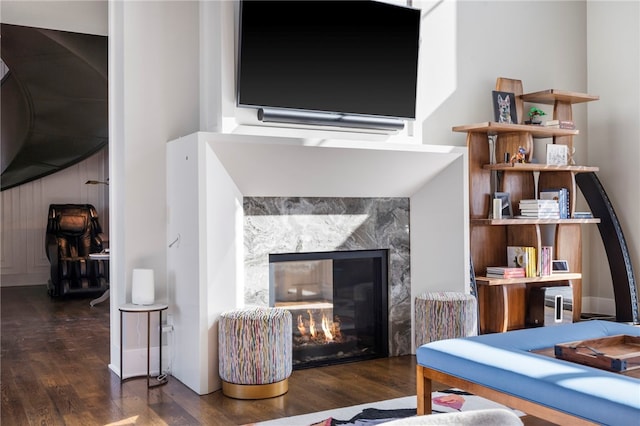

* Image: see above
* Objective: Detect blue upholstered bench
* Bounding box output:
[416,320,640,425]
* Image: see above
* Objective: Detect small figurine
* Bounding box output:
[510,146,527,165]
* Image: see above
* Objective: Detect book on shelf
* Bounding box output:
[507,246,537,278]
[486,266,526,278]
[544,120,576,129]
[540,188,570,219]
[539,246,553,276]
[519,199,558,206]
[573,211,594,219]
[519,199,560,218]
[518,212,561,219]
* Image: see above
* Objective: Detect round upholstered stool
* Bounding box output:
[218,306,292,399]
[415,292,477,348]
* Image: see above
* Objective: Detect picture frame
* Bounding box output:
[546,143,568,166]
[492,91,518,124]
[494,192,513,218]
[552,260,570,273]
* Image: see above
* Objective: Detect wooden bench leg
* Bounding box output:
[416,365,432,415]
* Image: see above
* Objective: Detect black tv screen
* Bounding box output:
[237,1,421,120]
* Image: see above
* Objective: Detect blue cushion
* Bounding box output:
[416,321,640,425]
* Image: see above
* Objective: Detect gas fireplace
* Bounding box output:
[269,249,389,369]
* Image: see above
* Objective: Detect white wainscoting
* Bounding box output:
[1,149,109,287]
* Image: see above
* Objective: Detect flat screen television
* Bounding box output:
[237,0,421,130]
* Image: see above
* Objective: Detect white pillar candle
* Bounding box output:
[493,198,502,219]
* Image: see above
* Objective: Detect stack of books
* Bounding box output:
[486,266,526,279]
[544,120,576,129]
[540,188,570,219]
[519,199,560,219]
[507,246,537,277]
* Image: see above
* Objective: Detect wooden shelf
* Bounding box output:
[483,163,599,173]
[520,90,599,105]
[476,273,582,286]
[471,218,601,225]
[463,79,599,333]
[452,122,578,138]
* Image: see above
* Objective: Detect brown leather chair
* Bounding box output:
[45,204,108,296]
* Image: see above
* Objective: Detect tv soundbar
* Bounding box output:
[257,108,405,132]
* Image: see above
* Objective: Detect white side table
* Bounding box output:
[119,303,169,388]
[89,252,110,307]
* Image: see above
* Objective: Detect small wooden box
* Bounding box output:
[554,334,640,372]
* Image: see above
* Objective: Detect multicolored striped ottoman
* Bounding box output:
[415,292,477,348]
[218,306,292,399]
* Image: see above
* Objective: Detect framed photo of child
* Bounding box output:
[492,91,518,124]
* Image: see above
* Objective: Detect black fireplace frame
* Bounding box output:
[269,249,389,369]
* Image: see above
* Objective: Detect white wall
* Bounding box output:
[585,1,640,314]
[1,0,107,35]
[167,133,245,394]
[108,0,200,374]
[421,0,589,150]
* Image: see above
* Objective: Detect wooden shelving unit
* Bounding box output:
[452,122,578,138]
[475,273,582,286]
[472,218,600,226]
[458,78,600,333]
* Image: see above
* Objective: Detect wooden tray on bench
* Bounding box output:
[554,334,640,372]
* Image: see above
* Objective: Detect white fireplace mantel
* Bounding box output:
[166,130,469,395]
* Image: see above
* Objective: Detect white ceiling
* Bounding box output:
[0,1,108,36]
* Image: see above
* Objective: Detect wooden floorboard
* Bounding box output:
[1,285,554,425]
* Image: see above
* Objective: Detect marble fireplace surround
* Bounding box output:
[166,131,468,395]
[244,197,410,355]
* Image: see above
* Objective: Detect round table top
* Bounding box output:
[119,303,168,312]
[89,253,110,260]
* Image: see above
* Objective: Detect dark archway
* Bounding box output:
[1,24,108,191]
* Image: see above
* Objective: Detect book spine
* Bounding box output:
[561,188,569,219]
[540,246,552,276]
[527,247,537,277]
[544,120,575,129]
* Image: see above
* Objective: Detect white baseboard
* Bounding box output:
[0,273,48,287]
[581,296,616,316]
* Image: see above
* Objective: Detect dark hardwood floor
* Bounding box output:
[1,285,553,425]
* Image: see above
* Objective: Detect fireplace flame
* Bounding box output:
[321,313,334,341]
[295,310,341,344]
[308,310,316,337]
[297,314,306,335]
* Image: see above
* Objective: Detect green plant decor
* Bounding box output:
[528,107,546,124]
